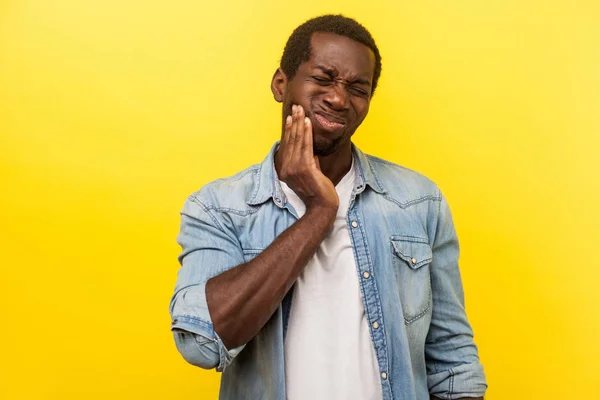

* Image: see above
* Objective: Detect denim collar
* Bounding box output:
[247,141,386,206]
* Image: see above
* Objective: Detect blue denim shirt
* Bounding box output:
[169,142,487,400]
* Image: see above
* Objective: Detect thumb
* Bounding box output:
[313,155,322,171]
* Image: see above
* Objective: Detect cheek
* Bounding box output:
[290,90,318,109]
[306,87,325,102]
[292,80,317,96]
[351,100,370,123]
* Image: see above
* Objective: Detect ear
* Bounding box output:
[270,68,288,103]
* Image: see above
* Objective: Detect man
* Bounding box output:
[169,14,487,400]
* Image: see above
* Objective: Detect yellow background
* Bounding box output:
[1,0,599,399]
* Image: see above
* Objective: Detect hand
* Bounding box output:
[276,104,339,212]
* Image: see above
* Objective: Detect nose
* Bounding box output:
[323,82,349,111]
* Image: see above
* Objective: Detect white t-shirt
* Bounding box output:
[281,161,383,400]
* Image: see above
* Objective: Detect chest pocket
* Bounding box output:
[390,235,432,324]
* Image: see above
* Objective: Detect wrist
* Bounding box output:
[304,204,337,229]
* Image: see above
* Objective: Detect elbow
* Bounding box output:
[173,329,220,370]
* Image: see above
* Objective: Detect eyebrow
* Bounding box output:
[313,65,371,87]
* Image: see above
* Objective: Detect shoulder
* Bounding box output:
[365,154,442,207]
[185,164,261,213]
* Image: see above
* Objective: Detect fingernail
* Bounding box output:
[286,115,292,125]
[292,105,297,112]
[305,117,310,124]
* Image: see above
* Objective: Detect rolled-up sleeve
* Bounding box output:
[169,195,246,372]
[426,190,487,399]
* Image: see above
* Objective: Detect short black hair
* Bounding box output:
[280,14,382,96]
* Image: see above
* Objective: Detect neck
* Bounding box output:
[274,142,353,187]
[317,143,353,186]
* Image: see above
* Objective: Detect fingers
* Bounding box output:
[301,115,313,165]
[280,113,293,164]
[290,105,305,164]
[281,114,292,148]
[281,104,311,173]
[280,105,298,166]
[287,105,297,149]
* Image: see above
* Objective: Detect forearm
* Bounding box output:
[206,205,335,349]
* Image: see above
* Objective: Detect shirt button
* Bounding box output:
[381,372,387,380]
[351,221,358,228]
[411,257,417,264]
[372,321,379,329]
[362,271,370,279]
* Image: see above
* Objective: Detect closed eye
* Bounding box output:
[350,87,369,97]
[312,75,370,97]
[312,76,332,84]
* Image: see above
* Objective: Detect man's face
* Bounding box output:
[280,32,376,156]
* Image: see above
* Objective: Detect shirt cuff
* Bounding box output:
[170,282,246,371]
[428,361,487,399]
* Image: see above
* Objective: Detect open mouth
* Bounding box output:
[314,112,345,132]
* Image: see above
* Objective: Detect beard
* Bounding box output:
[312,132,346,157]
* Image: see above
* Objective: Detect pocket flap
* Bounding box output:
[390,236,433,269]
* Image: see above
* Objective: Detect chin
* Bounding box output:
[313,144,336,157]
[313,135,343,157]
